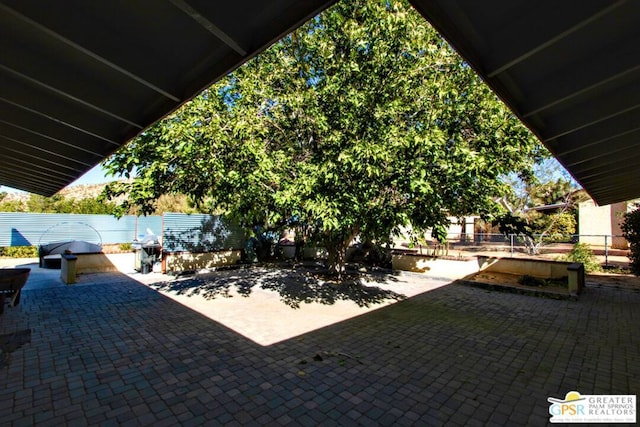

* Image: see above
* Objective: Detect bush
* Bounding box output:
[0,246,39,258]
[119,242,132,251]
[562,242,601,273]
[533,212,576,243]
[621,207,640,275]
[518,275,546,287]
[518,274,568,288]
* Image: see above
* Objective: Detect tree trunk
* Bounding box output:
[326,244,347,278]
[324,229,358,280]
[294,227,305,262]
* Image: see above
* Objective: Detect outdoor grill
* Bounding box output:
[132,233,162,274]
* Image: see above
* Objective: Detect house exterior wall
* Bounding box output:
[578,200,628,249]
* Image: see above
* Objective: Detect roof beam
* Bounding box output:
[591,185,640,202]
[169,0,247,56]
[0,120,105,158]
[1,145,88,173]
[0,172,58,194]
[550,113,640,156]
[569,148,640,176]
[0,156,79,181]
[558,129,640,164]
[522,64,640,118]
[0,2,181,103]
[487,0,627,78]
[0,134,94,167]
[578,163,640,185]
[542,104,640,142]
[0,65,144,130]
[0,97,120,146]
[0,167,60,188]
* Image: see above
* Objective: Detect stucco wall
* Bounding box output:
[578,200,628,249]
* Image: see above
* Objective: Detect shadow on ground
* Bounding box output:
[0,329,31,369]
[149,265,405,308]
[3,265,639,425]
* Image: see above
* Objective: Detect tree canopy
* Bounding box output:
[500,159,582,212]
[495,159,588,253]
[103,0,543,275]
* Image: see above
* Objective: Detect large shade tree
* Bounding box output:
[103,0,543,275]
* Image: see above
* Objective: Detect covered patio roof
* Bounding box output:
[0,0,336,196]
[410,0,640,205]
[1,0,638,206]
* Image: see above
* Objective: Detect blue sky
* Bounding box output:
[71,164,119,186]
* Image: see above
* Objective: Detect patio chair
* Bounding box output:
[0,268,31,315]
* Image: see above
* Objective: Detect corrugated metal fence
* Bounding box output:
[0,213,162,246]
[162,213,245,252]
[0,212,244,252]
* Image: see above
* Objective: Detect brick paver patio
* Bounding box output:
[1,266,638,426]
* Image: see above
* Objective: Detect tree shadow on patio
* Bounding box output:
[0,329,31,369]
[148,266,406,309]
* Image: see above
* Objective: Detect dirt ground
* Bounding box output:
[456,246,640,290]
[468,270,640,292]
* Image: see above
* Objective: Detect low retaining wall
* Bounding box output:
[392,254,585,295]
[391,254,479,279]
[477,256,584,295]
[478,256,571,279]
[68,250,245,275]
[75,253,133,274]
[163,250,241,273]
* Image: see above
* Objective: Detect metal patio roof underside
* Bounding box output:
[409,0,640,205]
[0,0,336,196]
[2,1,638,206]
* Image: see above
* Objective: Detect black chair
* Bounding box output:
[0,268,31,315]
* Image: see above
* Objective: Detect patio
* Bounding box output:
[1,262,639,425]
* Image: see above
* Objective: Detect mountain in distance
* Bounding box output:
[1,182,118,203]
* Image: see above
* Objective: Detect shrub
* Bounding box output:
[563,242,601,273]
[518,275,546,287]
[119,242,132,251]
[621,207,640,275]
[0,246,39,258]
[533,212,576,243]
[518,275,568,288]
